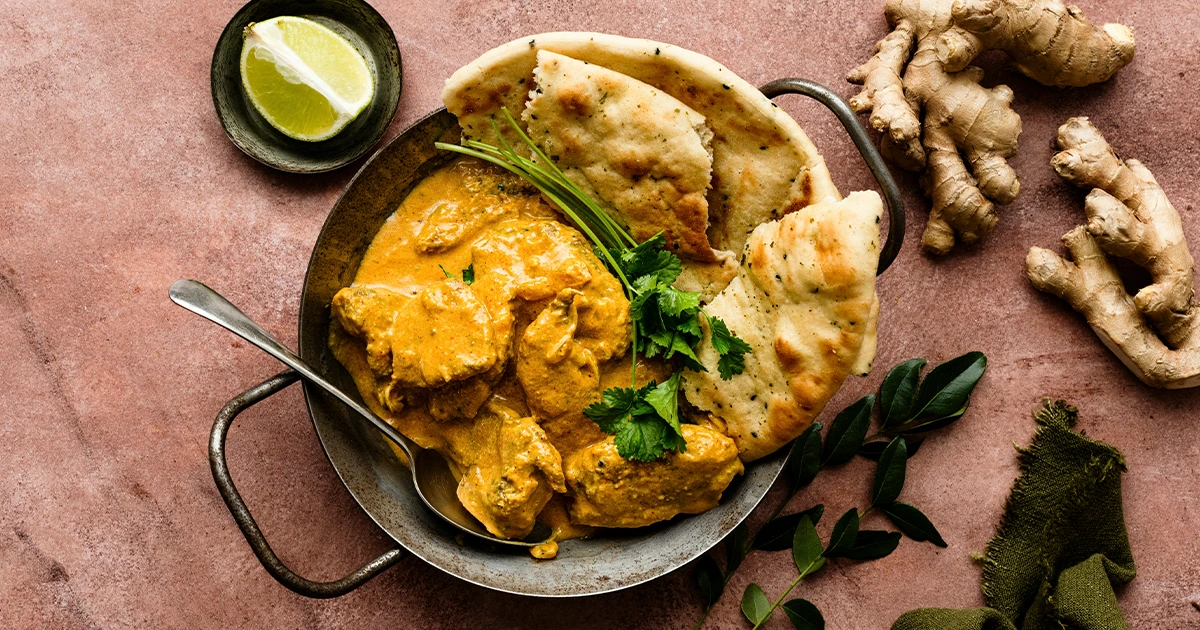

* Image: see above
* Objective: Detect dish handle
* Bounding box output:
[209,369,406,598]
[759,78,904,274]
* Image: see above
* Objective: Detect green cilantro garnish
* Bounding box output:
[437,110,751,461]
[439,263,476,285]
[707,315,753,380]
[618,234,705,371]
[583,374,686,461]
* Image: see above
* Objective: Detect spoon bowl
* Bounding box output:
[411,449,554,544]
[169,278,551,548]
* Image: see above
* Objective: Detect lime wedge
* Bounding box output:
[240,16,374,142]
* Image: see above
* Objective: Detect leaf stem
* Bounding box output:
[750,572,806,630]
[864,428,891,442]
[765,489,798,524]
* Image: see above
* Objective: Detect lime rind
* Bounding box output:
[239,16,374,142]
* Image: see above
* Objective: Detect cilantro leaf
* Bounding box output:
[658,286,701,317]
[718,351,747,381]
[586,376,688,461]
[438,264,455,280]
[668,335,705,371]
[629,276,660,314]
[615,416,670,461]
[708,316,752,380]
[461,263,475,285]
[621,233,681,285]
[677,313,702,338]
[583,386,641,433]
[644,372,684,435]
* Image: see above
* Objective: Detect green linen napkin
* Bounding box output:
[892,400,1135,630]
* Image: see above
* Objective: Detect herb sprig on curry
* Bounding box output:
[328,38,883,555]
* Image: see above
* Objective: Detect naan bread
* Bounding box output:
[524,51,717,261]
[442,32,841,254]
[673,249,739,302]
[683,192,882,462]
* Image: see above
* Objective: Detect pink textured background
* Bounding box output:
[2,0,1199,627]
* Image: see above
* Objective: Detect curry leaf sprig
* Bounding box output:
[435,109,751,462]
[692,351,987,629]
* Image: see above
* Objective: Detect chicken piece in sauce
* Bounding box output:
[457,402,566,539]
[469,219,630,361]
[564,424,743,528]
[331,279,500,414]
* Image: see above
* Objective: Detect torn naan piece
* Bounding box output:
[524,50,717,261]
[674,249,739,303]
[442,32,841,254]
[683,191,882,462]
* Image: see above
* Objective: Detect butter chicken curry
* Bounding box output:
[329,34,884,559]
[330,160,744,557]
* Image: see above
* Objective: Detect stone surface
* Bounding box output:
[2,0,1199,627]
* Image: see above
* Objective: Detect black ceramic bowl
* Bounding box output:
[211,0,402,173]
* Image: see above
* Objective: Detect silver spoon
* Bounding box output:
[169,279,552,547]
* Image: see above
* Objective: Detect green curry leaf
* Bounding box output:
[911,351,986,421]
[879,358,925,429]
[782,599,825,630]
[696,555,724,605]
[792,515,825,576]
[859,437,923,461]
[840,530,901,560]
[823,394,875,466]
[754,505,824,552]
[786,422,824,489]
[822,508,860,558]
[882,502,947,547]
[727,522,750,574]
[899,400,970,434]
[871,437,908,508]
[741,584,772,626]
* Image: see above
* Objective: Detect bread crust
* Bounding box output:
[683,192,881,461]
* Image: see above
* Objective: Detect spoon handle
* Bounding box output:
[169,279,417,459]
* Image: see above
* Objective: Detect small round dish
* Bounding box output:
[210,0,402,173]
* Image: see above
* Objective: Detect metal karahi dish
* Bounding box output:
[207,33,904,598]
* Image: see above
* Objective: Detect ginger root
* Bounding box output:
[1027,118,1200,389]
[849,0,1135,255]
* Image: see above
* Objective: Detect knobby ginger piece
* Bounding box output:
[1027,118,1200,388]
[848,0,1135,254]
